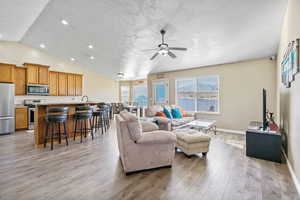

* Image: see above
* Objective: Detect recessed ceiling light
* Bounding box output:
[70,57,75,61]
[61,19,69,25]
[88,45,93,49]
[40,44,46,49]
[90,56,95,60]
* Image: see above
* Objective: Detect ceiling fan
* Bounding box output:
[144,29,187,60]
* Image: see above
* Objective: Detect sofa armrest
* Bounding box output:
[153,117,172,131]
[141,121,159,132]
[137,131,176,145]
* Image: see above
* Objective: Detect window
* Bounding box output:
[152,80,169,105]
[176,75,219,113]
[133,84,148,107]
[120,86,130,103]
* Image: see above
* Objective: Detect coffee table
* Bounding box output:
[184,119,217,135]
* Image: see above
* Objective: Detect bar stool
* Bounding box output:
[92,108,105,134]
[73,106,94,143]
[44,107,69,150]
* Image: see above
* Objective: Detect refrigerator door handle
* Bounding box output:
[0,117,14,120]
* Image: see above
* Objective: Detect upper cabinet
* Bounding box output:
[67,74,76,96]
[49,71,59,96]
[15,67,26,95]
[0,63,15,83]
[24,63,49,85]
[58,72,68,96]
[75,74,83,96]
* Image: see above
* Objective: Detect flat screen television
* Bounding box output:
[262,89,268,130]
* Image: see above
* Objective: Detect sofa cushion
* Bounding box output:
[146,105,163,117]
[163,107,173,119]
[141,121,159,132]
[127,121,142,142]
[171,108,182,119]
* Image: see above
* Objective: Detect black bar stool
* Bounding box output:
[73,106,94,142]
[44,107,69,150]
[92,109,105,134]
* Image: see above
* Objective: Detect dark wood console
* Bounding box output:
[246,121,282,163]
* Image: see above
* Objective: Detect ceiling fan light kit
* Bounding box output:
[145,29,187,60]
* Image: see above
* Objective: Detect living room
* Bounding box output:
[0,0,300,199]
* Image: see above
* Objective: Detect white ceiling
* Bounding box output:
[1,0,287,79]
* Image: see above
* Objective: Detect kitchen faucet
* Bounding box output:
[81,95,89,102]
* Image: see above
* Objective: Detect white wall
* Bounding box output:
[148,58,277,132]
[0,41,118,104]
[277,0,300,186]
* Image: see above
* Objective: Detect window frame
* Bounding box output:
[175,75,220,115]
[120,85,130,103]
[132,84,148,107]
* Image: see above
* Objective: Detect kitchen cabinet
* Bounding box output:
[15,107,28,130]
[0,63,15,83]
[24,63,49,85]
[75,74,83,96]
[38,66,49,85]
[49,71,59,96]
[58,72,68,96]
[15,67,27,95]
[67,73,76,96]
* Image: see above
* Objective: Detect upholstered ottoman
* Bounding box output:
[173,129,211,157]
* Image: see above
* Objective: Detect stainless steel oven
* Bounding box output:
[28,107,35,130]
[27,84,49,95]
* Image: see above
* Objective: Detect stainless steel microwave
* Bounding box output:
[27,84,49,95]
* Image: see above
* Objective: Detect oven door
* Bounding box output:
[28,108,35,130]
[27,85,49,95]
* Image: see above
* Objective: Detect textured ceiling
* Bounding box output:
[1,0,287,79]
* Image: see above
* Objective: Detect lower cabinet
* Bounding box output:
[15,108,28,130]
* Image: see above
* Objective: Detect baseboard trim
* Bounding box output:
[283,150,300,195]
[216,128,245,135]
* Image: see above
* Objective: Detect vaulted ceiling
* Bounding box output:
[0,0,287,79]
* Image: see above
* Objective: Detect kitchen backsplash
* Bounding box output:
[14,96,83,105]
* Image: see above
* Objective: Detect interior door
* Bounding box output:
[152,80,169,105]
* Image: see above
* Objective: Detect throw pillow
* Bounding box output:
[163,107,173,119]
[127,121,142,142]
[156,111,167,118]
[171,108,183,119]
[180,108,188,117]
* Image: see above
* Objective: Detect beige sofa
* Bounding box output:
[116,111,177,174]
[145,105,197,131]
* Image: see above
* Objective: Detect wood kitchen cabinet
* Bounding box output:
[15,67,26,95]
[24,63,49,85]
[15,107,28,130]
[67,73,76,96]
[75,74,83,96]
[49,71,59,96]
[0,63,15,83]
[58,72,68,96]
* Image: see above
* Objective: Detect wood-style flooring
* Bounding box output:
[0,122,299,200]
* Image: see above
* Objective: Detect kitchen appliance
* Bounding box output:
[27,84,49,95]
[0,83,15,135]
[24,99,42,130]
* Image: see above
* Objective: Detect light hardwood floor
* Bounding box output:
[0,122,299,200]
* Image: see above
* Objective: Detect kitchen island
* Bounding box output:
[34,102,101,147]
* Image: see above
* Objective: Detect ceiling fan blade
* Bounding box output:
[150,52,159,60]
[169,47,187,51]
[141,48,158,52]
[168,51,176,58]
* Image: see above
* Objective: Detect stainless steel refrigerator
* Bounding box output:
[0,83,15,135]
